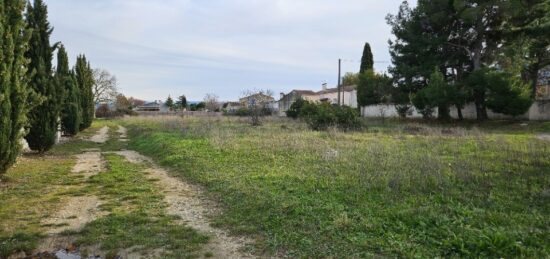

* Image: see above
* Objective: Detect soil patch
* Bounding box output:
[89,126,109,144]
[117,126,129,142]
[42,196,105,235]
[72,152,104,178]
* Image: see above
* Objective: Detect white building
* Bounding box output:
[278,84,357,115]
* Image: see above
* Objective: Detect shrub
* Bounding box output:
[286,97,308,119]
[412,90,435,119]
[235,108,250,117]
[395,105,412,118]
[300,102,360,131]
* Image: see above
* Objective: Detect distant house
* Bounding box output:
[223,102,243,113]
[278,90,317,114]
[278,84,357,116]
[239,93,276,110]
[136,101,169,112]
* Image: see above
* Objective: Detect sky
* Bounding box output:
[48,0,417,102]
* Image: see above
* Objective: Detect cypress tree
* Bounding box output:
[165,95,174,111]
[359,42,374,74]
[0,0,31,175]
[24,0,61,153]
[57,45,80,135]
[75,55,94,130]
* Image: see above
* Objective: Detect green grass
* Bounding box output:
[124,116,550,258]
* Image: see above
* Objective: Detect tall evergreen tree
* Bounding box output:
[388,1,469,92]
[506,0,550,96]
[359,42,374,74]
[178,95,187,109]
[165,95,174,111]
[75,55,94,130]
[57,45,80,135]
[0,0,31,175]
[24,0,61,153]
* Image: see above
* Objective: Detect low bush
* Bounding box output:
[286,98,308,118]
[300,102,360,130]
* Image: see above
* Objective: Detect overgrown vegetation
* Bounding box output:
[125,116,550,258]
[287,99,360,130]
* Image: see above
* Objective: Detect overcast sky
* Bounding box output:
[49,0,416,101]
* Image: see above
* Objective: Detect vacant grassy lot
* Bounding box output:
[125,116,550,258]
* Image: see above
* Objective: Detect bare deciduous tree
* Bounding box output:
[92,68,118,103]
[241,89,274,126]
[203,93,220,112]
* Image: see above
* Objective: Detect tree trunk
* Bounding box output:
[438,105,450,121]
[456,106,463,121]
[529,69,539,98]
[472,49,487,121]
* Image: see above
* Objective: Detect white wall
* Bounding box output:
[361,104,424,118]
[362,101,550,121]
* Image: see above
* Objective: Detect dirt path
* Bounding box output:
[117,125,129,142]
[43,196,104,235]
[30,126,259,258]
[35,146,107,256]
[90,126,109,143]
[72,150,104,179]
[537,134,550,142]
[113,150,256,259]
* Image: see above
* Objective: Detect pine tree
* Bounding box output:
[0,0,32,175]
[57,45,80,135]
[359,42,373,74]
[24,0,61,153]
[413,69,458,120]
[75,55,94,130]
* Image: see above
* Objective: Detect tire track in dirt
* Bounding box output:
[35,128,109,256]
[112,150,257,259]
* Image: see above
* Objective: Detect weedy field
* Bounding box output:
[1,116,549,258]
[124,116,550,258]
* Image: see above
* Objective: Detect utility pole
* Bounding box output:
[337,58,342,106]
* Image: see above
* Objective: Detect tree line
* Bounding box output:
[357,0,549,120]
[1,0,95,175]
